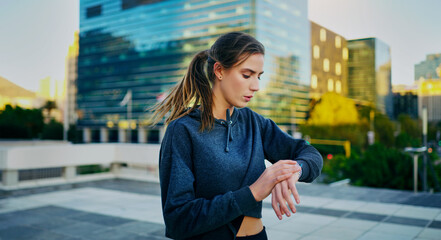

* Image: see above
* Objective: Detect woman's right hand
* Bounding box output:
[249,160,301,202]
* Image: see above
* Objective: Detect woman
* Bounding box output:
[151,32,323,239]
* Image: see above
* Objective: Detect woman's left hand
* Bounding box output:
[271,169,301,220]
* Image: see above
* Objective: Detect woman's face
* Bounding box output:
[215,53,264,108]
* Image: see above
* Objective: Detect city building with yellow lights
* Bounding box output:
[37,77,65,123]
[418,78,441,122]
[65,32,79,127]
[310,21,348,100]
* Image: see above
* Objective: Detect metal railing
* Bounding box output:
[19,167,63,181]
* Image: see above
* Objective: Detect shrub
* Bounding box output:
[41,120,63,140]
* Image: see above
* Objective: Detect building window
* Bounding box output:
[323,58,330,72]
[328,78,334,92]
[86,5,102,18]
[122,0,163,10]
[343,47,348,60]
[335,62,341,75]
[336,80,342,93]
[335,36,341,48]
[311,75,318,89]
[264,10,272,17]
[320,29,326,42]
[313,45,320,59]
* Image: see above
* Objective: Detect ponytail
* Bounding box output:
[148,32,264,132]
[149,50,215,131]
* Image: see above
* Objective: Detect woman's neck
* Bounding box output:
[211,90,234,120]
[212,105,234,120]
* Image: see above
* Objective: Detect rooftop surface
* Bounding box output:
[1,179,441,240]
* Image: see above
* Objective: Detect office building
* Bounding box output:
[415,53,441,81]
[347,38,393,118]
[392,84,418,119]
[77,0,311,142]
[65,32,79,127]
[418,78,441,122]
[309,21,348,100]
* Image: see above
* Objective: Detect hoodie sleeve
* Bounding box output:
[257,114,323,183]
[159,120,260,239]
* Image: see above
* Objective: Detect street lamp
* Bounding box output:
[404,147,427,194]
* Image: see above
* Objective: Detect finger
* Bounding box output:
[271,188,282,220]
[276,168,297,178]
[289,178,300,213]
[289,177,301,205]
[274,184,285,217]
[269,164,295,174]
[275,181,289,217]
[276,190,285,218]
[282,181,295,215]
[277,160,298,165]
[274,172,294,184]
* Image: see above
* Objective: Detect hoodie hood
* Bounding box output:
[187,106,239,152]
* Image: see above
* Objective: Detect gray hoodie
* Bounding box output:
[159,106,323,239]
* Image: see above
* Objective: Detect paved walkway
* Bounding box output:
[1,179,441,239]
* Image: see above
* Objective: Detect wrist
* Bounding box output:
[249,184,262,202]
[297,163,303,180]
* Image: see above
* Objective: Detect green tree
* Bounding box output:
[398,114,421,139]
[308,92,359,126]
[42,100,57,119]
[67,124,81,143]
[0,105,44,139]
[41,119,63,140]
[374,113,395,147]
[323,144,414,190]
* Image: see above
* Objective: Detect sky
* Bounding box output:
[308,0,441,86]
[0,0,440,92]
[0,0,79,92]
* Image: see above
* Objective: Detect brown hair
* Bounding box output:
[149,31,265,131]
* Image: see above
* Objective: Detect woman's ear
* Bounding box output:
[213,62,223,80]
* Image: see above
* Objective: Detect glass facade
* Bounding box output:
[393,92,418,120]
[347,38,393,118]
[248,0,310,126]
[77,0,310,134]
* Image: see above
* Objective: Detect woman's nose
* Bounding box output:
[250,77,260,91]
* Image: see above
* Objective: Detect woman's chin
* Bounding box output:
[235,102,249,108]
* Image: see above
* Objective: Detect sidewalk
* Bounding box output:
[1,179,440,239]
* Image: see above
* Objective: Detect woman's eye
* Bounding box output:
[242,74,250,79]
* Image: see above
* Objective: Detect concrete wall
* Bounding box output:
[0,143,161,189]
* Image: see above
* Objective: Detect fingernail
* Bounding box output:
[278,215,282,220]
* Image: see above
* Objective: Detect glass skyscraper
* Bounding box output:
[77,0,310,142]
[347,38,393,118]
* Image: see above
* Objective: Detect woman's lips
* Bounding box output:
[244,96,253,102]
